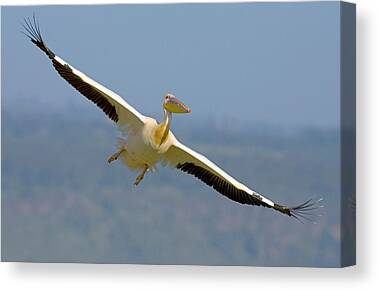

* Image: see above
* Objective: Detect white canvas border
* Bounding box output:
[1,0,378,290]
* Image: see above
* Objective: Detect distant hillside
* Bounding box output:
[2,111,340,266]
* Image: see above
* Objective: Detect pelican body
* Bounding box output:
[23,16,321,221]
[113,97,189,185]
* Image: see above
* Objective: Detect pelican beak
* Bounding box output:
[164,94,191,113]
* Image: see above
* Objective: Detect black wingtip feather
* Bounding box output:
[288,198,324,224]
[22,14,119,124]
[22,14,55,59]
[177,162,323,223]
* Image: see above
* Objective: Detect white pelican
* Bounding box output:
[23,16,321,221]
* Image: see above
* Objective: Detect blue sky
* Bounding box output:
[1,2,345,266]
[2,2,340,129]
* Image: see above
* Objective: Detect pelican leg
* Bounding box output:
[107,148,125,164]
[134,164,149,186]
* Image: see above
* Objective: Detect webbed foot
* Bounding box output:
[107,148,125,164]
[134,165,149,186]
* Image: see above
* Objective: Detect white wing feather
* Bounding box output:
[163,138,323,221]
[23,17,147,134]
[164,138,275,207]
[53,56,147,133]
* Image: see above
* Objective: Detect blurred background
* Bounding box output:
[2,2,345,266]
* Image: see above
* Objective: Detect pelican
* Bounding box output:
[23,16,321,221]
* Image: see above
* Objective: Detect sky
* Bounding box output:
[1,2,349,267]
[2,2,340,129]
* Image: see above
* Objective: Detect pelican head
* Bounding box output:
[163,94,191,114]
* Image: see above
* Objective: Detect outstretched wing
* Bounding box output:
[23,15,147,132]
[164,138,321,221]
